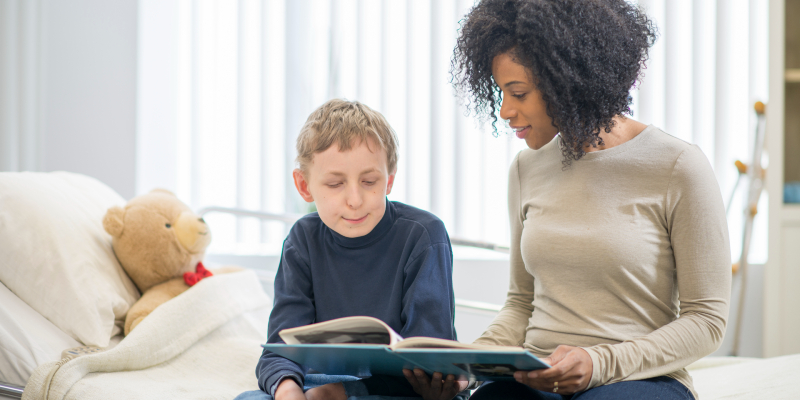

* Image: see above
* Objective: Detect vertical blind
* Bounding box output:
[135,0,769,260]
[0,0,42,173]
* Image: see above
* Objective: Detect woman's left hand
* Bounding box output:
[513,345,593,395]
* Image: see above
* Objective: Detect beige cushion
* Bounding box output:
[0,172,140,347]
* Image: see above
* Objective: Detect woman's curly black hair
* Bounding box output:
[452,0,657,163]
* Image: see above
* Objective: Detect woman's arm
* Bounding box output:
[582,145,731,388]
[474,154,536,347]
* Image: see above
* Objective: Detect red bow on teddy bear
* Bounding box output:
[183,262,213,286]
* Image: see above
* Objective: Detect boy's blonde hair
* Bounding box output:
[296,99,399,175]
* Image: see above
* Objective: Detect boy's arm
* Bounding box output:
[273,378,306,400]
[398,238,456,340]
[256,240,316,395]
[397,237,472,400]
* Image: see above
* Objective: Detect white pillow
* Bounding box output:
[0,281,81,387]
[0,172,140,347]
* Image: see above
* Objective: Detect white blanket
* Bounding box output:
[690,354,800,399]
[22,270,272,400]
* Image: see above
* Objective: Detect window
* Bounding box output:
[137,0,769,263]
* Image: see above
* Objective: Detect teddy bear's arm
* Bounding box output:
[124,278,189,335]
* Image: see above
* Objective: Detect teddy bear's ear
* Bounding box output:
[149,188,176,197]
[103,206,125,237]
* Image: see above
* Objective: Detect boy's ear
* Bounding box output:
[293,169,315,202]
[386,172,396,196]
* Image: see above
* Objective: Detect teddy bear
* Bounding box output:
[102,189,226,335]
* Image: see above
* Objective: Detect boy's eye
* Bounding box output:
[363,181,375,185]
[326,183,342,188]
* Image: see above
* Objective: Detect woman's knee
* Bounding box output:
[572,377,693,400]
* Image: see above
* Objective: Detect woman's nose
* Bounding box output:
[499,98,516,121]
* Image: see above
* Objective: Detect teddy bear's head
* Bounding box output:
[102,189,212,293]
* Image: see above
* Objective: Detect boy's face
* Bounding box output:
[293,138,395,238]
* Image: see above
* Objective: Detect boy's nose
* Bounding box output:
[346,187,363,209]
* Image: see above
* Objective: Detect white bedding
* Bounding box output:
[690,354,800,399]
[22,270,271,400]
[0,282,80,387]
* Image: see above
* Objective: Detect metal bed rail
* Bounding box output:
[197,206,507,313]
[0,382,23,399]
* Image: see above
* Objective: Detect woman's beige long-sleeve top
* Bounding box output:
[473,126,731,399]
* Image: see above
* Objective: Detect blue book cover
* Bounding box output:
[262,316,549,381]
[261,343,416,377]
[261,343,549,381]
[395,348,549,381]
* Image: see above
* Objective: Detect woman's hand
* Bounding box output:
[403,368,468,400]
[513,345,592,395]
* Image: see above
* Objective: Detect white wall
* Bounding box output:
[40,0,138,200]
[0,0,139,200]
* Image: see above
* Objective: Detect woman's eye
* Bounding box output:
[512,93,526,99]
[165,223,172,228]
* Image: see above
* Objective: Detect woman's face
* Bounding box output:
[491,52,559,150]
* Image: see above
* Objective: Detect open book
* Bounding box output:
[262,316,549,381]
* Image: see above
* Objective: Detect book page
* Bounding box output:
[392,337,524,351]
[279,316,404,345]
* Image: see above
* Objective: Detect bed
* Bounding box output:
[0,172,279,400]
[0,171,798,399]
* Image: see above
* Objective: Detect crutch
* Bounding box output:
[730,101,767,357]
[725,160,747,217]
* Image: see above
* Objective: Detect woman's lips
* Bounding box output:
[514,126,530,139]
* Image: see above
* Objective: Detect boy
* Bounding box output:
[251,99,463,400]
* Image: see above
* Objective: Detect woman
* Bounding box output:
[408,0,731,399]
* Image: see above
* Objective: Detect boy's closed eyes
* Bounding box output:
[322,172,381,189]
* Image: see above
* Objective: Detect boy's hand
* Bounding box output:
[403,368,468,400]
[304,382,347,400]
[512,345,592,395]
[274,379,306,400]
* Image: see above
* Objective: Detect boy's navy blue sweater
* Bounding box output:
[256,199,457,395]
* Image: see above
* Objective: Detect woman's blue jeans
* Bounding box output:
[469,376,693,400]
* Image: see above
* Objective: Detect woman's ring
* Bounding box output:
[553,381,559,393]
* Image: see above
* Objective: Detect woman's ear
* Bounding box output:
[103,206,126,237]
[293,169,315,202]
